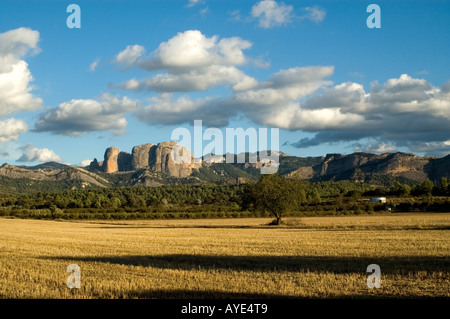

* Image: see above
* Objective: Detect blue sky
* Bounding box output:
[0,0,449,166]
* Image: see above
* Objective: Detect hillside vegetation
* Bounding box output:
[1,177,449,220]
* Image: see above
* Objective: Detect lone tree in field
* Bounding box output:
[249,174,305,225]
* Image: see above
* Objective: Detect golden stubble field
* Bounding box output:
[0,213,449,299]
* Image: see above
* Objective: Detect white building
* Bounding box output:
[370,197,387,203]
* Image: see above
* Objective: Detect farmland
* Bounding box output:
[0,213,448,299]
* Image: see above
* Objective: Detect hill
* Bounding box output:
[1,141,449,194]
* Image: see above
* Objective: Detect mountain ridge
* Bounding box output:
[1,141,449,194]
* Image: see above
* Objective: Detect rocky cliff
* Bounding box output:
[0,163,110,188]
[149,141,196,178]
[132,143,155,169]
[1,149,449,193]
[288,152,445,183]
[100,141,199,177]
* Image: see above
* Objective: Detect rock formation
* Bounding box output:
[102,147,132,173]
[289,152,435,182]
[149,141,196,178]
[102,147,121,173]
[92,143,449,182]
[99,141,199,177]
[88,158,101,171]
[118,151,132,172]
[131,143,155,170]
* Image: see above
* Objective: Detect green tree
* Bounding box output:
[411,179,434,197]
[309,188,322,204]
[391,181,411,197]
[248,174,304,225]
[439,177,449,195]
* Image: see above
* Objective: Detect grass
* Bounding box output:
[0,213,449,299]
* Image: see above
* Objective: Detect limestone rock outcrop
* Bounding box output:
[132,143,155,170]
[289,152,436,182]
[150,141,196,178]
[103,147,121,173]
[99,141,200,177]
[88,158,101,171]
[102,147,132,173]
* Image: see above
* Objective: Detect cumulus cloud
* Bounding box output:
[138,94,231,127]
[117,65,257,92]
[0,118,28,143]
[112,30,258,93]
[286,74,450,156]
[121,32,449,156]
[114,44,145,69]
[230,66,336,128]
[118,30,252,70]
[251,0,294,28]
[134,67,450,156]
[0,27,42,117]
[0,27,40,69]
[33,94,140,136]
[17,145,62,163]
[111,30,448,156]
[136,66,335,128]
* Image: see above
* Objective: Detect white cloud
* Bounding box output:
[17,146,62,163]
[116,65,257,92]
[136,66,335,128]
[353,141,397,154]
[0,28,42,117]
[125,39,449,157]
[186,0,203,8]
[228,9,242,22]
[114,44,145,68]
[0,118,28,143]
[0,27,40,70]
[301,6,326,23]
[34,94,140,136]
[251,0,293,28]
[113,30,259,93]
[137,30,252,70]
[138,94,231,127]
[286,75,450,154]
[232,66,334,117]
[89,58,100,71]
[302,81,368,113]
[111,30,448,156]
[80,159,92,167]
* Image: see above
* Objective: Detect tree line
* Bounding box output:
[0,176,448,222]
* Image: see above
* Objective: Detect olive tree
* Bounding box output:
[248,174,305,225]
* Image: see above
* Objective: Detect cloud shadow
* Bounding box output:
[43,254,450,274]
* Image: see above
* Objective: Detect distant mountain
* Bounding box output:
[0,163,110,194]
[287,152,450,184]
[1,141,449,194]
[17,161,69,171]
